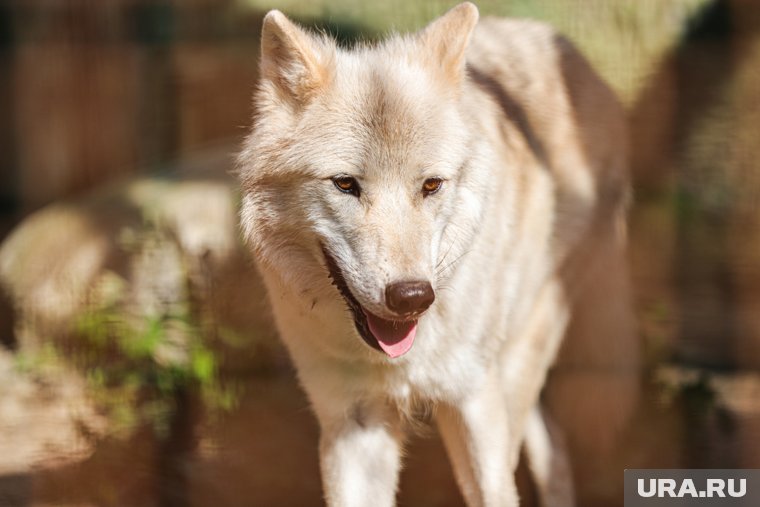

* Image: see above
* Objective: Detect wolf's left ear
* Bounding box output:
[418,2,479,85]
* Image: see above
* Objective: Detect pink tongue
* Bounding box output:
[364,312,417,358]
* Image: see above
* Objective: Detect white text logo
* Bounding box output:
[637,478,746,498]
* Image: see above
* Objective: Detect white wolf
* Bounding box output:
[239,3,638,506]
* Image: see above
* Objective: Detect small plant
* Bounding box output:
[74,226,241,439]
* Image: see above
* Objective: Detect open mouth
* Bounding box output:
[321,246,418,358]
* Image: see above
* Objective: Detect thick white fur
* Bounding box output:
[239,3,638,506]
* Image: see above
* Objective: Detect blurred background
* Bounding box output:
[0,0,759,506]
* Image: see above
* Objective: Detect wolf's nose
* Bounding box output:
[385,280,435,316]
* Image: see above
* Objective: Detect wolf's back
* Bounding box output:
[468,17,640,504]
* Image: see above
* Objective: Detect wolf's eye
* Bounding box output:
[333,176,360,197]
[422,178,443,196]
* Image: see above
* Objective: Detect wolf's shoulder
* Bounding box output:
[466,17,582,84]
[465,15,629,223]
[473,17,561,52]
[467,17,567,65]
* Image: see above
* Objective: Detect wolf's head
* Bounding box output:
[240,3,488,358]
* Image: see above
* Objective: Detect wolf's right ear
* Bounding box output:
[259,11,332,104]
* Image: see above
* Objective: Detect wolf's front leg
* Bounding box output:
[317,401,405,507]
[436,378,519,507]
